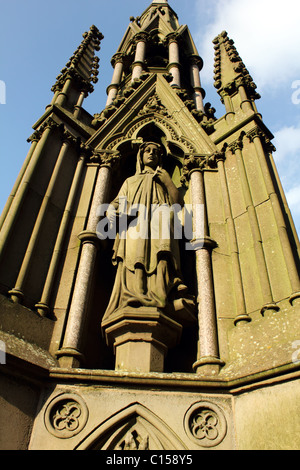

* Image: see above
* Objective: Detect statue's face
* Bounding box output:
[142,144,160,169]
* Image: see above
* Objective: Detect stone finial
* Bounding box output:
[51,25,104,95]
[213,31,260,101]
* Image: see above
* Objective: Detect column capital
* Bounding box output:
[27,117,60,158]
[245,128,260,143]
[133,32,149,45]
[214,151,226,162]
[89,149,121,169]
[61,128,79,146]
[229,139,243,154]
[181,153,219,185]
[166,31,181,45]
[189,54,203,71]
[246,127,276,153]
[111,52,126,67]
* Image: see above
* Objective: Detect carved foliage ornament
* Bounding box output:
[180,152,224,185]
[88,150,121,168]
[138,93,171,118]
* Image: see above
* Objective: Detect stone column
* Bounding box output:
[35,147,88,317]
[236,77,253,113]
[250,130,300,306]
[0,119,57,264]
[0,135,39,231]
[233,139,279,317]
[131,33,148,82]
[54,77,73,107]
[185,159,224,375]
[56,151,119,368]
[167,33,181,88]
[220,90,235,124]
[9,130,73,304]
[73,91,86,119]
[189,55,205,112]
[106,53,125,107]
[216,150,250,325]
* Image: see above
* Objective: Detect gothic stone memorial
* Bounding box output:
[0,0,300,451]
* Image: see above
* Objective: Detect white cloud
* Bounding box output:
[196,0,300,91]
[273,124,300,230]
[286,186,300,215]
[273,124,300,163]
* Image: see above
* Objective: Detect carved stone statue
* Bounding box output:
[102,142,195,326]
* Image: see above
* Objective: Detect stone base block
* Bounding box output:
[102,307,182,373]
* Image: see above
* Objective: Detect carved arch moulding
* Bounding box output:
[75,403,187,451]
[101,115,197,155]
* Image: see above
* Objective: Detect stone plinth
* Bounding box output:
[102,307,182,373]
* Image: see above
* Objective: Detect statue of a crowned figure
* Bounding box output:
[101,141,196,372]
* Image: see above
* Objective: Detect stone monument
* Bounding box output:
[0,0,300,451]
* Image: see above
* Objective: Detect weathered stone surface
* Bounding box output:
[0,0,299,451]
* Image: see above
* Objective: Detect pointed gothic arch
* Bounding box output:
[75,403,187,450]
[100,116,193,188]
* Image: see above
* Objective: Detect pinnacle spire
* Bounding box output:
[152,0,168,3]
[51,25,103,96]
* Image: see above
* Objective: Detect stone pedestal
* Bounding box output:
[102,307,182,373]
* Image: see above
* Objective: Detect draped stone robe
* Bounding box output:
[102,162,195,325]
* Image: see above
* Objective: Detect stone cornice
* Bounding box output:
[27,117,60,142]
[3,345,300,395]
[227,126,276,154]
[213,113,274,147]
[28,104,94,144]
[47,361,300,394]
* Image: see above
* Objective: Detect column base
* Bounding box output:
[234,313,252,326]
[102,307,183,373]
[35,302,50,317]
[192,356,225,376]
[56,347,85,369]
[260,303,280,318]
[289,292,300,307]
[8,288,24,304]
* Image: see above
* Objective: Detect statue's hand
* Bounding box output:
[154,167,171,186]
[154,167,181,205]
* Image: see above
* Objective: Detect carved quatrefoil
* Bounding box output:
[184,401,227,447]
[44,393,88,439]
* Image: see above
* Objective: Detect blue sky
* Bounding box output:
[1,0,300,237]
